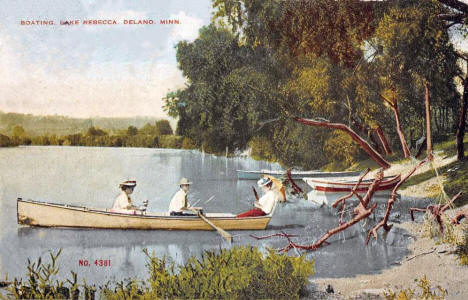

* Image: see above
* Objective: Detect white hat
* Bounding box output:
[257,177,272,187]
[120,180,136,188]
[179,178,192,185]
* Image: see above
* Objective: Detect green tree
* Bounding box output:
[12,125,26,138]
[87,126,108,137]
[155,120,173,135]
[127,126,138,136]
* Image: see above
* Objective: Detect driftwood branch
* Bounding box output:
[286,169,304,195]
[249,232,298,240]
[366,159,429,244]
[409,191,463,232]
[269,172,383,252]
[332,168,370,209]
[452,207,468,224]
[294,117,391,169]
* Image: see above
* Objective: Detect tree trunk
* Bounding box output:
[352,118,382,154]
[392,101,411,158]
[457,73,468,160]
[294,117,391,169]
[425,81,434,160]
[381,92,410,158]
[375,125,392,155]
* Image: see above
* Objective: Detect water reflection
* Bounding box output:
[0,146,433,284]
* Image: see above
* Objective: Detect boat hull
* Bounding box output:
[303,175,401,193]
[236,170,361,180]
[17,199,271,230]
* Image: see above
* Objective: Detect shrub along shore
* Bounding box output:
[0,247,314,299]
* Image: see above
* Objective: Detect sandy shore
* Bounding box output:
[313,221,468,299]
[310,154,467,299]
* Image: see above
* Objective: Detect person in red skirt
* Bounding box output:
[237,177,279,218]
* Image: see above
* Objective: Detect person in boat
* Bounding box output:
[113,180,139,211]
[237,177,279,218]
[169,178,195,216]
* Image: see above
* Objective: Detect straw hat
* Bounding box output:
[120,180,137,188]
[257,177,272,187]
[179,178,192,185]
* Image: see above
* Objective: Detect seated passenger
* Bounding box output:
[113,180,139,211]
[237,177,279,218]
[169,178,195,216]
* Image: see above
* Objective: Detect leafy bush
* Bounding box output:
[0,134,15,147]
[159,135,183,149]
[4,249,95,299]
[384,276,446,300]
[323,130,363,168]
[101,246,314,299]
[181,137,197,149]
[3,247,313,299]
[249,136,275,162]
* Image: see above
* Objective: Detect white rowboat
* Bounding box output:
[17,198,272,230]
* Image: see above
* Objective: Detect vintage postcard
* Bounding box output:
[1,0,468,299]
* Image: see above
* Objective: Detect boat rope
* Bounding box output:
[430,159,450,206]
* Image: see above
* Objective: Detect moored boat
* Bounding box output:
[17,198,272,230]
[303,174,401,193]
[236,169,362,180]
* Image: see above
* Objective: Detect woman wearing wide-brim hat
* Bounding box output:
[237,177,279,218]
[113,180,138,210]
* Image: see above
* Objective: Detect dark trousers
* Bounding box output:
[170,211,195,216]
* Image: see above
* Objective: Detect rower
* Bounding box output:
[169,178,196,216]
[113,180,139,211]
[237,177,279,218]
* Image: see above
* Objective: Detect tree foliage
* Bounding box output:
[165,0,462,168]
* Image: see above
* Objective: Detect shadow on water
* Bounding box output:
[0,147,436,283]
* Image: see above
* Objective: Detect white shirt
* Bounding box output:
[169,189,188,213]
[255,189,279,215]
[113,191,132,210]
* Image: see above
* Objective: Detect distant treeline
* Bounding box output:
[0,111,170,136]
[0,120,197,150]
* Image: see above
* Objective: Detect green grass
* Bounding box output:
[434,135,468,157]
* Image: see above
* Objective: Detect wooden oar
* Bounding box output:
[189,208,233,243]
[252,186,259,201]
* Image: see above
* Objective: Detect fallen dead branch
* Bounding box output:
[293,117,391,169]
[249,231,298,240]
[366,159,429,244]
[332,168,370,225]
[409,191,463,232]
[405,247,437,262]
[256,172,384,253]
[286,169,304,195]
[452,207,468,224]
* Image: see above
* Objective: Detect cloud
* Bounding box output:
[168,11,204,43]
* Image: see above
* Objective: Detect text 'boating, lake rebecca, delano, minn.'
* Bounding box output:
[19,19,181,26]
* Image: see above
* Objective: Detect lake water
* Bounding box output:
[0,146,431,285]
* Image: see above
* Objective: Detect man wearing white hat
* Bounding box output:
[113,180,138,210]
[169,178,193,216]
[237,177,279,218]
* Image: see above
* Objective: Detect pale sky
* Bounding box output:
[0,1,467,119]
[0,0,212,118]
